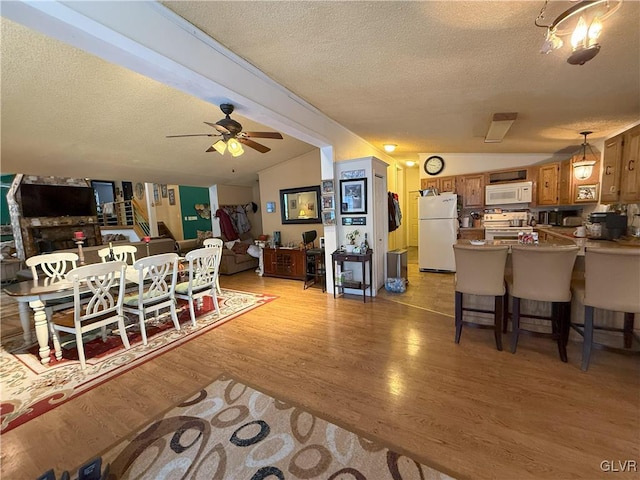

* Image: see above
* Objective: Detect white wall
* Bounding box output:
[418,153,556,179]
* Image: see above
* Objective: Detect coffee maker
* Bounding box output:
[589,212,627,240]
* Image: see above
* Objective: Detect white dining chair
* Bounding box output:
[122,252,180,345]
[98,244,139,284]
[203,238,224,295]
[175,247,221,326]
[97,245,137,264]
[25,252,79,320]
[49,261,130,369]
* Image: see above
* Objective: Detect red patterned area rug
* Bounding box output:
[93,374,456,479]
[0,289,276,433]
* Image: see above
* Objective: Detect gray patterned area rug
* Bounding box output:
[97,374,456,479]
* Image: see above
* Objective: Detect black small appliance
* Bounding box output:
[589,212,627,240]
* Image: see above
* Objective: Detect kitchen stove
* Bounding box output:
[483,212,533,240]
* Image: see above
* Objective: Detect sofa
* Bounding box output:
[176,232,259,275]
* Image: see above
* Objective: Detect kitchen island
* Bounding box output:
[454,238,639,346]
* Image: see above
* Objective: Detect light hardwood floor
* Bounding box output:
[1,249,638,479]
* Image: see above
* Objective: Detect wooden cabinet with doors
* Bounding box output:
[558,159,573,206]
[537,162,559,206]
[601,133,623,203]
[420,175,456,193]
[263,247,306,280]
[620,124,640,203]
[459,174,484,208]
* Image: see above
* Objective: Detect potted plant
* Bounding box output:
[345,229,360,253]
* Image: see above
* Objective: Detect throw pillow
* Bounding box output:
[196,230,213,247]
[231,242,250,255]
[224,240,239,250]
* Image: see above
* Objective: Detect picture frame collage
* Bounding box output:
[321,179,336,226]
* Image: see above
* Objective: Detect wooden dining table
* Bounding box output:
[3,259,189,365]
[3,278,77,365]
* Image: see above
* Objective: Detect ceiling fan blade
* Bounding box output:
[205,146,215,153]
[166,133,215,138]
[204,121,231,135]
[243,132,283,139]
[238,137,271,153]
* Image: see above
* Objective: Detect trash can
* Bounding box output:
[386,249,408,292]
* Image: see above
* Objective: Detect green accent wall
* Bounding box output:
[1,174,15,225]
[179,185,212,239]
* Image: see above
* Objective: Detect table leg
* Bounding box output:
[17,302,33,345]
[361,260,366,303]
[29,299,51,364]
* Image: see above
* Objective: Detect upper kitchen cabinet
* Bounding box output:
[420,175,456,193]
[537,163,559,205]
[620,124,640,203]
[601,124,640,204]
[601,134,623,203]
[459,174,484,208]
[558,159,573,206]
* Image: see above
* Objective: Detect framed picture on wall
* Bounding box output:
[322,210,336,226]
[322,195,335,210]
[340,178,367,214]
[168,188,176,205]
[322,179,334,194]
[161,184,168,198]
[153,184,162,205]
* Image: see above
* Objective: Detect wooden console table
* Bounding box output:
[332,250,373,303]
[263,247,306,280]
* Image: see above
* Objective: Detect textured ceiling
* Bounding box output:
[163,0,639,156]
[2,1,639,187]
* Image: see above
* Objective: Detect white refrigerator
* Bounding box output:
[418,193,458,272]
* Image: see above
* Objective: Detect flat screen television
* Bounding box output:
[20,184,98,218]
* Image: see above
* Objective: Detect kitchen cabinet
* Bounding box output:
[558,159,573,206]
[263,247,306,280]
[620,124,640,203]
[420,175,456,193]
[537,163,559,206]
[601,134,623,203]
[459,174,484,208]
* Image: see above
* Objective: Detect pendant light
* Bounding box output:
[573,131,597,180]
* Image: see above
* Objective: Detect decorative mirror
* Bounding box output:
[280,185,322,224]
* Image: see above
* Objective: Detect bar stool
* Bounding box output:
[571,247,640,371]
[453,244,509,350]
[507,245,579,362]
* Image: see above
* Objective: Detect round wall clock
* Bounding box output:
[424,155,445,176]
[135,182,144,199]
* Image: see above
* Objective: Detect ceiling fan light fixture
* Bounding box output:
[484,112,518,143]
[212,139,227,155]
[227,137,244,156]
[383,144,397,153]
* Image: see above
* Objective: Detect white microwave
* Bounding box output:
[485,181,533,205]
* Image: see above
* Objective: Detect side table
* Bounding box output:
[331,249,373,303]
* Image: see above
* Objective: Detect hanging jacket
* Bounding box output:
[215,208,239,241]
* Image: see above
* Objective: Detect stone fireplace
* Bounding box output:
[8,175,102,260]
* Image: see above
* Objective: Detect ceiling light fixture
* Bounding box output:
[212,139,227,155]
[484,113,518,143]
[383,144,397,153]
[573,131,597,180]
[406,161,416,167]
[536,0,623,65]
[226,137,244,157]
